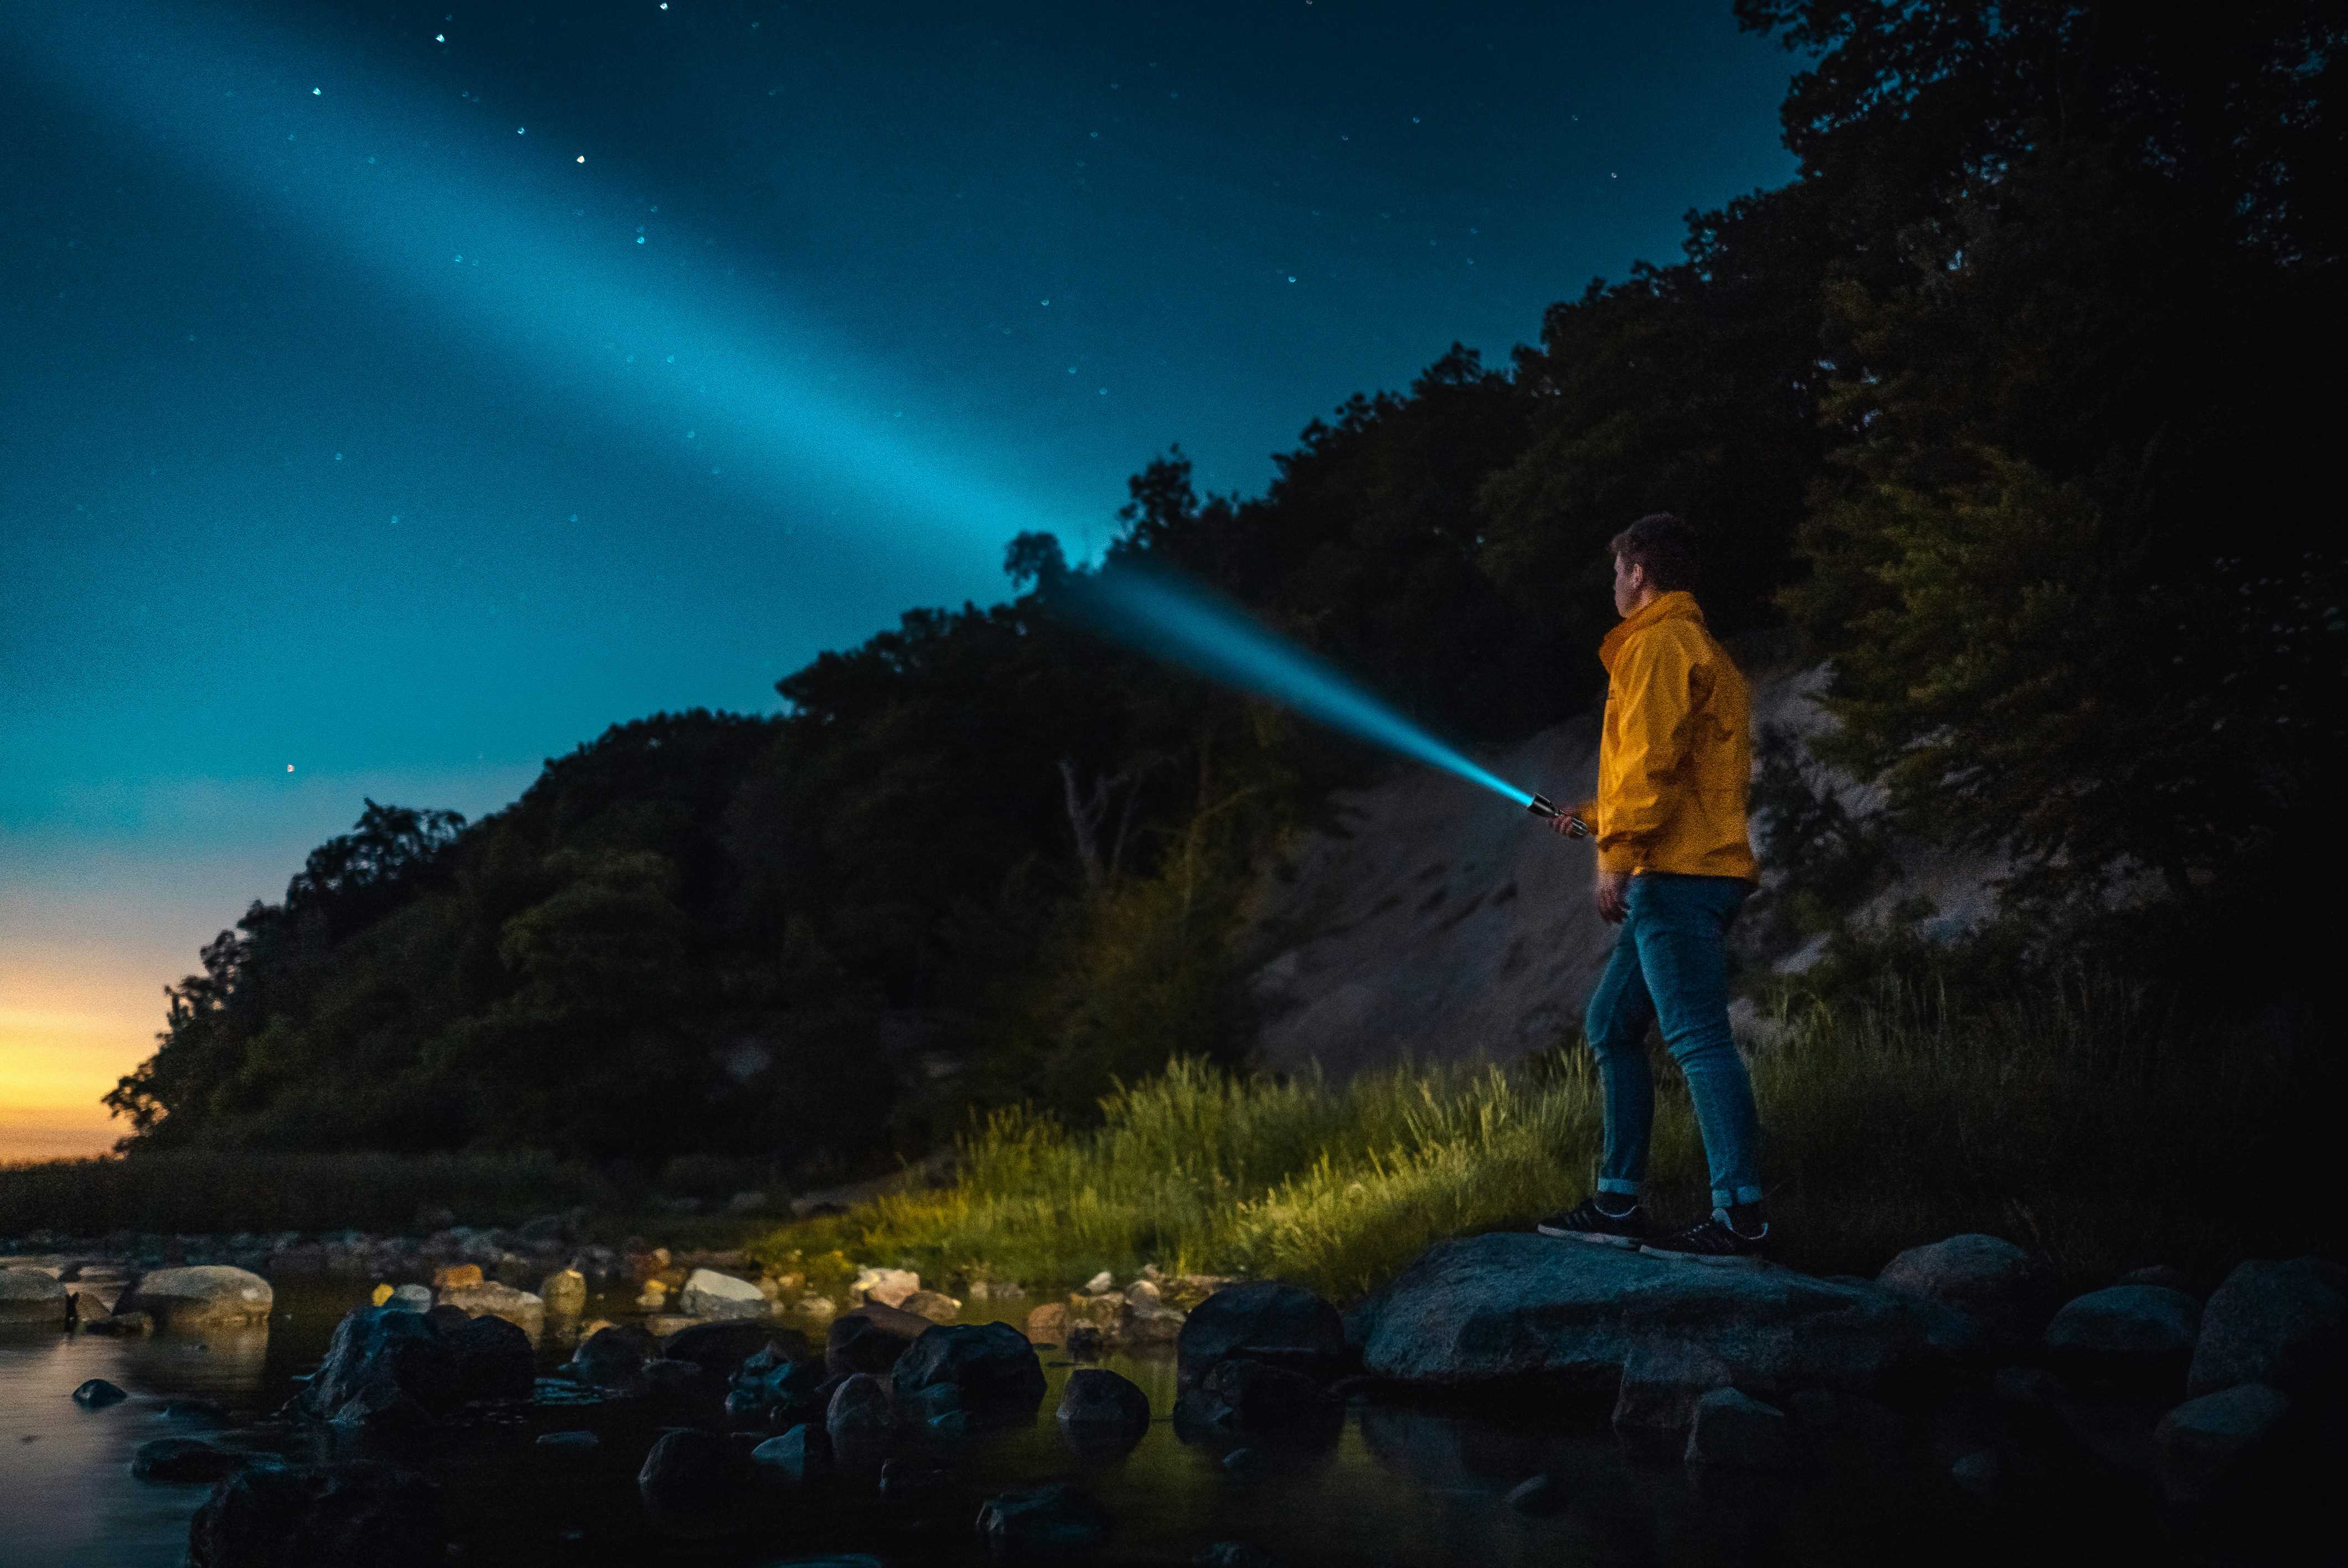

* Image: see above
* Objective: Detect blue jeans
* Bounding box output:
[1584,872,1763,1210]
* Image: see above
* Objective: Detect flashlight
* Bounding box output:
[1527,793,1592,838]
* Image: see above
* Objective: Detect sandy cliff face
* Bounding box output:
[1237,659,2006,1079]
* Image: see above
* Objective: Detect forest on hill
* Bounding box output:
[104,2,2343,1183]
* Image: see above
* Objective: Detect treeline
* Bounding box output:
[108,2,2342,1175]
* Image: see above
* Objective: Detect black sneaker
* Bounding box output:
[1639,1208,1772,1267]
[1534,1194,1650,1249]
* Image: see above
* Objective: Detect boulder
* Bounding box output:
[852,1267,920,1308]
[2186,1257,2348,1399]
[1684,1388,1800,1471]
[441,1311,534,1402]
[975,1483,1111,1555]
[878,1456,951,1506]
[1875,1234,2053,1350]
[535,1431,599,1454]
[637,1427,748,1533]
[826,1303,929,1376]
[1351,1233,1949,1396]
[430,1264,483,1291]
[890,1322,1046,1415]
[571,1324,657,1387]
[2153,1383,2292,1505]
[538,1268,588,1317]
[298,1306,462,1427]
[826,1371,896,1473]
[435,1281,543,1337]
[187,1461,445,1568]
[386,1285,432,1313]
[750,1423,831,1486]
[1178,1280,1346,1389]
[662,1318,802,1377]
[113,1266,272,1331]
[2118,1265,2192,1294]
[1057,1367,1151,1451]
[131,1437,242,1482]
[0,1267,69,1324]
[2044,1285,2201,1388]
[1611,1341,1736,1452]
[898,1289,962,1325]
[678,1268,769,1322]
[74,1376,130,1407]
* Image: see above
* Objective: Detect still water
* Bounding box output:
[0,1261,2015,1567]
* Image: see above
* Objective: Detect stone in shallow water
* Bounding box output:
[678,1267,767,1321]
[891,1322,1046,1415]
[1178,1281,1346,1389]
[74,1378,130,1408]
[976,1483,1110,1554]
[1684,1388,1800,1471]
[1057,1366,1151,1451]
[187,1460,445,1568]
[0,1267,68,1324]
[534,1430,599,1453]
[113,1266,274,1331]
[131,1436,241,1482]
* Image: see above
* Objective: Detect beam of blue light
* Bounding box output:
[14,1,1537,811]
[6,0,1052,594]
[1072,569,1536,807]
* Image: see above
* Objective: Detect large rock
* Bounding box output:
[434,1280,543,1337]
[114,1266,272,1331]
[662,1319,803,1377]
[1178,1280,1346,1388]
[1351,1232,1948,1395]
[750,1423,831,1486]
[2187,1257,2348,1399]
[298,1307,462,1427]
[889,1321,1046,1415]
[678,1268,769,1322]
[187,1461,445,1567]
[2044,1285,2201,1387]
[2153,1383,2292,1505]
[571,1324,656,1387]
[0,1267,69,1323]
[1875,1234,2052,1350]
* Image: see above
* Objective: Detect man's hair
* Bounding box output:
[1609,512,1700,594]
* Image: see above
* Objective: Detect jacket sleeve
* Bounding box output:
[1597,626,1699,870]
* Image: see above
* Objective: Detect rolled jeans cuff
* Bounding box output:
[1714,1185,1765,1209]
[1597,1178,1640,1197]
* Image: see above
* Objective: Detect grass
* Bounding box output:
[753,969,2330,1303]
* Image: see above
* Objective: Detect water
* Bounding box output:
[0,1260,2029,1567]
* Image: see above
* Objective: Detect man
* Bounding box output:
[1535,513,1770,1264]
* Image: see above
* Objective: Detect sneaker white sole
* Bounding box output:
[1535,1225,1641,1248]
[1637,1245,1768,1267]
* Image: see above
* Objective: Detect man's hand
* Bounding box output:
[1594,868,1630,925]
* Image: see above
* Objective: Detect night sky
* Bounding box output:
[0,0,1799,1156]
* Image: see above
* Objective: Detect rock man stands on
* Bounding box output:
[1536,512,1771,1265]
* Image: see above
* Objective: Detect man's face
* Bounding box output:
[1611,553,1644,616]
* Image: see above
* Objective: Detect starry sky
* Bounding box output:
[0,0,1799,1158]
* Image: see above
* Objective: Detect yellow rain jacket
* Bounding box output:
[1576,590,1757,883]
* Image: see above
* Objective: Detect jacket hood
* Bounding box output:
[1598,590,1705,674]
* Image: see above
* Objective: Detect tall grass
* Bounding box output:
[0,1150,616,1237]
[758,971,2326,1302]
